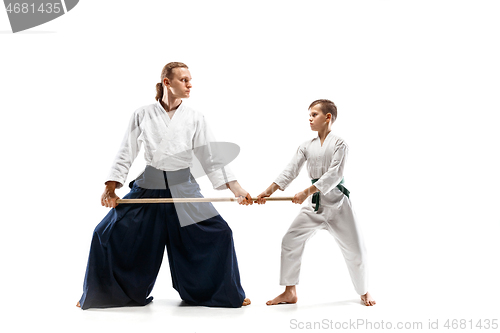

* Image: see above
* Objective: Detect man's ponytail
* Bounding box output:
[155,82,163,101]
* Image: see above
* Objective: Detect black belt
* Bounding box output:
[129,166,193,189]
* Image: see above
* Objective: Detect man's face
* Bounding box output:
[166,67,192,99]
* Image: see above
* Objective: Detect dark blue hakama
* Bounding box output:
[78,167,246,309]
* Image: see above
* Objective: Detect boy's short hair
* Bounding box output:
[309,99,337,123]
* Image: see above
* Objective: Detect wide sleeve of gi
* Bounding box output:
[105,110,143,188]
[274,144,307,191]
[313,141,348,195]
[192,114,237,190]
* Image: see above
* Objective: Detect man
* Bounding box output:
[78,62,251,309]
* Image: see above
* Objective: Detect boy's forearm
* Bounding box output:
[303,185,318,197]
[267,182,281,195]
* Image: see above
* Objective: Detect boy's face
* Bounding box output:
[309,105,331,131]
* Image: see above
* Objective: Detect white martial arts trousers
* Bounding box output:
[280,198,368,295]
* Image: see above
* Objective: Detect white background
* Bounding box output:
[1,1,499,332]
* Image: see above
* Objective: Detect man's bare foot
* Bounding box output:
[266,286,298,305]
[360,292,376,306]
[76,301,81,308]
[242,298,251,306]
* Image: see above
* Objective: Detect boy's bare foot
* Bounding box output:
[360,292,376,306]
[266,286,297,305]
[76,301,81,308]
